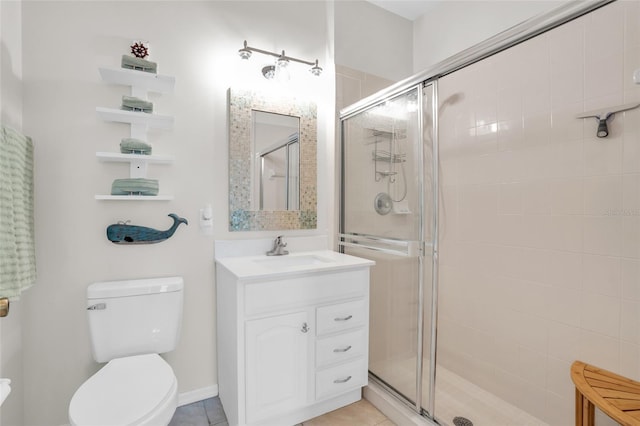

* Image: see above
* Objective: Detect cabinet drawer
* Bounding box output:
[316,328,366,368]
[316,299,366,336]
[315,358,367,401]
[244,269,368,317]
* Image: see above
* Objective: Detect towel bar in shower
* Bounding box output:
[338,233,428,257]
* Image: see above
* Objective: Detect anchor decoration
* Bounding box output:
[107,213,188,244]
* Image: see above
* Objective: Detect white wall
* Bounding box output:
[413,1,564,73]
[0,0,22,130]
[20,1,334,424]
[0,1,24,425]
[335,1,413,82]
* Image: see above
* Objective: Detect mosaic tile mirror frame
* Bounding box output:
[228,88,317,231]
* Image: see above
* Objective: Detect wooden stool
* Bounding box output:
[571,360,640,425]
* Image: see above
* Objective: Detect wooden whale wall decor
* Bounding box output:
[107,213,188,244]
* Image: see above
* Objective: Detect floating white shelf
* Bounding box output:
[96,152,173,164]
[96,65,176,201]
[96,151,173,180]
[98,68,175,95]
[95,195,174,201]
[96,107,174,129]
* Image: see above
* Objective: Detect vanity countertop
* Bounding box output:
[215,250,374,280]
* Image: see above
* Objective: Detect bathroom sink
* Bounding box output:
[215,249,375,279]
[252,254,333,269]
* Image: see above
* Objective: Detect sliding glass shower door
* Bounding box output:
[340,83,437,417]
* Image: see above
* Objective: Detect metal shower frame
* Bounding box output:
[338,0,614,422]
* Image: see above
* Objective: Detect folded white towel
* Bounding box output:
[0,378,11,406]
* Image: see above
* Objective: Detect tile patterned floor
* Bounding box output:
[169,397,394,426]
[169,397,228,426]
[302,400,394,426]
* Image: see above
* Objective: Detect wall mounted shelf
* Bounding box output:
[96,152,173,179]
[96,152,173,163]
[96,106,173,128]
[98,67,175,97]
[95,194,174,201]
[95,65,176,201]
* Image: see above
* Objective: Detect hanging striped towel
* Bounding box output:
[0,126,36,300]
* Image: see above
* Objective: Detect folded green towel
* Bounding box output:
[122,96,153,113]
[120,138,152,155]
[111,178,159,196]
[121,55,157,73]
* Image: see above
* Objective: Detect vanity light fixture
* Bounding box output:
[261,65,276,80]
[238,42,252,60]
[238,40,323,79]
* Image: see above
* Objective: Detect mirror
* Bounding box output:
[252,111,299,211]
[228,88,317,231]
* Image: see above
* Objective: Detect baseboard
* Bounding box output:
[178,384,219,406]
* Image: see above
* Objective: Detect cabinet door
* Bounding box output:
[245,311,309,424]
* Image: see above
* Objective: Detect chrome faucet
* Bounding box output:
[266,235,289,256]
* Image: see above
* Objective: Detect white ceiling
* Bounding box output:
[366,0,442,21]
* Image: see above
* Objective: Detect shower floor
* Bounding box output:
[370,358,548,426]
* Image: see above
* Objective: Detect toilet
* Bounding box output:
[69,276,184,426]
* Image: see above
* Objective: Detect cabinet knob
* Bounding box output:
[333,345,352,353]
[301,322,310,333]
[334,315,353,322]
[333,375,352,384]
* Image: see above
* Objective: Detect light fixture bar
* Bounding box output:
[238,40,322,75]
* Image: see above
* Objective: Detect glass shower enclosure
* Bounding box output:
[339,83,438,418]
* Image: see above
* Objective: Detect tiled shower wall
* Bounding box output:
[437,2,640,425]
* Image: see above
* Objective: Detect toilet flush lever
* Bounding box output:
[87,303,106,311]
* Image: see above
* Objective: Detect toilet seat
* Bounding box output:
[69,353,177,426]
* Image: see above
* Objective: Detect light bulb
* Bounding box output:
[276,56,290,82]
[262,65,276,80]
[238,40,252,60]
[310,59,322,76]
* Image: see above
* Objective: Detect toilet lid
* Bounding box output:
[69,353,177,426]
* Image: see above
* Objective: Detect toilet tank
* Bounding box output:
[87,276,183,363]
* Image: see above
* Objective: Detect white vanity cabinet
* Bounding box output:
[215,250,373,426]
[245,310,309,424]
